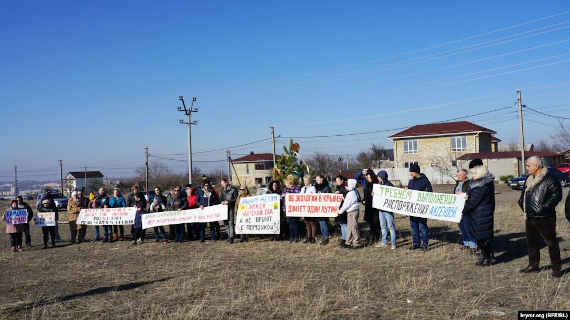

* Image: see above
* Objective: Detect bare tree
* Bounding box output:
[306,153,338,178]
[356,151,372,169]
[551,120,570,152]
[534,140,554,153]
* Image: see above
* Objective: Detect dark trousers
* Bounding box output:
[368,210,381,241]
[113,225,125,238]
[153,226,167,240]
[526,217,561,271]
[42,226,56,247]
[410,217,429,247]
[10,232,23,248]
[78,225,87,242]
[477,239,493,259]
[304,218,317,239]
[24,223,31,246]
[287,217,299,241]
[196,223,206,241]
[103,226,113,240]
[186,223,195,240]
[209,222,220,240]
[133,228,144,242]
[175,224,185,242]
[69,221,77,243]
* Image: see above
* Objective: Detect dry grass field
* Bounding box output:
[0,184,568,320]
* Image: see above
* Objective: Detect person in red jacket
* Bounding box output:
[185,184,198,240]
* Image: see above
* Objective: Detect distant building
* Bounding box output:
[389,121,497,169]
[231,152,276,188]
[64,171,104,194]
[560,149,570,162]
[457,151,559,177]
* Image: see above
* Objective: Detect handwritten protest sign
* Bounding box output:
[235,194,280,234]
[285,193,344,218]
[34,211,56,227]
[142,204,228,229]
[4,209,28,224]
[372,184,465,223]
[77,207,137,225]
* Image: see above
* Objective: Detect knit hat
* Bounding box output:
[469,159,484,169]
[347,179,357,190]
[409,162,420,174]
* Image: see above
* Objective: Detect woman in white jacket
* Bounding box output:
[338,179,361,249]
[300,175,317,243]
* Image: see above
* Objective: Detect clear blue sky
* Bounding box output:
[1,1,569,181]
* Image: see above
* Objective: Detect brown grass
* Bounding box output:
[0,185,568,319]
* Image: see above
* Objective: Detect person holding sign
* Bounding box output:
[315,175,331,246]
[268,180,285,241]
[375,170,397,250]
[462,159,496,266]
[338,179,361,249]
[220,178,239,244]
[362,170,380,246]
[334,175,348,246]
[38,199,58,249]
[67,191,88,244]
[4,199,26,252]
[168,186,189,243]
[17,196,34,248]
[300,175,317,244]
[283,175,301,243]
[196,180,220,242]
[407,163,432,251]
[109,189,127,241]
[235,186,250,242]
[150,186,168,245]
[453,169,477,252]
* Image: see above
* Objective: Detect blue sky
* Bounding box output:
[1,1,569,181]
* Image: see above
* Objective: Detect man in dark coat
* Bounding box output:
[518,156,563,278]
[334,175,348,246]
[461,159,496,266]
[315,175,332,245]
[407,163,432,251]
[220,178,238,244]
[454,169,476,251]
[167,186,188,243]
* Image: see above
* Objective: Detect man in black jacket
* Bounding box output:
[220,178,238,244]
[518,156,563,278]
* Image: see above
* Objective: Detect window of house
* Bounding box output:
[403,140,417,154]
[255,178,262,185]
[265,177,272,184]
[255,161,274,170]
[451,136,467,152]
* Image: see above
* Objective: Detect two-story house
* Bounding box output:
[231,152,277,188]
[389,121,498,169]
[64,171,104,195]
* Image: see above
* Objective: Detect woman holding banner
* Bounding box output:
[4,199,26,252]
[375,170,397,249]
[315,175,331,245]
[268,180,284,241]
[168,186,189,243]
[363,169,380,246]
[150,186,168,244]
[235,186,249,242]
[67,190,88,244]
[38,199,58,249]
[334,175,348,246]
[109,189,127,242]
[338,179,361,249]
[462,159,496,266]
[283,175,301,243]
[301,175,317,244]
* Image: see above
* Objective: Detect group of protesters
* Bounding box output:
[3,157,569,277]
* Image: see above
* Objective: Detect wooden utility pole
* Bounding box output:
[13,165,18,196]
[270,126,276,168]
[227,150,232,183]
[144,146,149,193]
[84,166,87,194]
[59,160,63,195]
[517,89,526,175]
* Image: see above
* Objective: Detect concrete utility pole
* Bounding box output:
[177,96,198,185]
[517,89,526,175]
[84,166,88,194]
[13,165,18,196]
[270,126,276,168]
[144,146,149,193]
[59,160,63,195]
[227,150,232,183]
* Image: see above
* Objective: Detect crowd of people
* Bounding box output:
[3,158,569,277]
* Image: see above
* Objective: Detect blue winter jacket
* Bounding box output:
[408,174,433,192]
[109,196,127,208]
[378,170,393,187]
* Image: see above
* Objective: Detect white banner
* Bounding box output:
[236,194,280,234]
[142,204,228,229]
[372,185,465,223]
[77,207,137,225]
[34,211,56,227]
[285,193,344,217]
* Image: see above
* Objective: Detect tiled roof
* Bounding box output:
[67,171,104,178]
[389,121,495,139]
[457,151,557,160]
[490,136,502,142]
[233,153,275,162]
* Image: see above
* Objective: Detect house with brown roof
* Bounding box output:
[457,151,559,177]
[64,171,104,194]
[389,121,498,169]
[231,152,276,188]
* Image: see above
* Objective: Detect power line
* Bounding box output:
[525,106,570,120]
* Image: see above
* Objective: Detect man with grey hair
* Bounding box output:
[454,169,476,251]
[518,156,563,278]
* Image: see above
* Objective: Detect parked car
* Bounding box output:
[507,168,569,190]
[37,190,68,210]
[256,185,269,196]
[557,163,570,174]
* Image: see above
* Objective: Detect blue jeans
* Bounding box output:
[379,211,396,245]
[287,218,299,241]
[153,226,167,240]
[410,217,428,247]
[197,223,206,241]
[103,226,112,239]
[459,215,477,249]
[318,219,329,240]
[340,223,347,240]
[94,226,101,240]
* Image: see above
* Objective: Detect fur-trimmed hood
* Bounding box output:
[469,170,495,189]
[524,168,547,192]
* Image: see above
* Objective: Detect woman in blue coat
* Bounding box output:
[462,159,496,266]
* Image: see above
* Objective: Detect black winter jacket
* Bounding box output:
[566,190,570,223]
[518,170,562,219]
[462,173,495,241]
